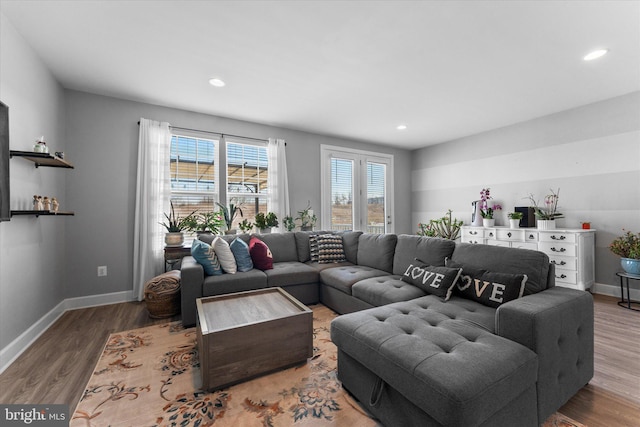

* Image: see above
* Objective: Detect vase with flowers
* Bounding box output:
[479,188,502,227]
[609,230,640,276]
[527,188,563,230]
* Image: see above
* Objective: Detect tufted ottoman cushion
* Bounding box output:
[320,265,390,294]
[331,298,538,426]
[352,275,427,306]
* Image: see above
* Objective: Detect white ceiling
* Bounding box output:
[2,1,639,149]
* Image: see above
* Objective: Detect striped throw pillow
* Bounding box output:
[317,234,346,264]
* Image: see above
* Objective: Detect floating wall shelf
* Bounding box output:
[11,210,74,217]
[9,150,74,168]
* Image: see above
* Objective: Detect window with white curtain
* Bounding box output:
[170,134,218,238]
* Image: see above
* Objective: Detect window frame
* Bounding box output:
[222,136,270,228]
[320,144,394,233]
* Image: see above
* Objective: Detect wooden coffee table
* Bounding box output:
[196,287,313,391]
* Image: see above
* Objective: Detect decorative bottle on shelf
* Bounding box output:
[33,136,48,153]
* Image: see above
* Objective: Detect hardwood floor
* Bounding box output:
[0,294,638,426]
[560,294,640,427]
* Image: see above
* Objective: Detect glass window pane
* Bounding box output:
[170,193,216,241]
[330,158,353,231]
[170,135,216,192]
[227,142,268,195]
[367,162,386,233]
[228,195,267,231]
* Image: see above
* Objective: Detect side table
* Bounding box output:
[616,271,640,312]
[164,245,191,271]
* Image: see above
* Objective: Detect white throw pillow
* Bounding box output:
[212,236,237,274]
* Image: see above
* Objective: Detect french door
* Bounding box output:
[320,145,394,233]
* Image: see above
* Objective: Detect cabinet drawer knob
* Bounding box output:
[550,235,566,240]
[551,260,567,266]
[555,274,567,279]
[489,232,494,237]
[507,232,512,238]
[528,234,535,239]
[550,247,566,252]
[470,231,477,235]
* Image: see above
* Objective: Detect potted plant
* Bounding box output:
[508,212,523,229]
[254,212,278,233]
[160,201,197,246]
[478,188,501,227]
[609,230,640,276]
[184,211,223,236]
[283,215,296,232]
[238,218,253,234]
[417,210,463,240]
[216,201,243,234]
[526,188,563,230]
[296,202,317,231]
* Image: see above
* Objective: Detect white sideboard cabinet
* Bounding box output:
[461,226,596,291]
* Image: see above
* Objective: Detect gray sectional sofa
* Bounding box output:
[180,231,594,427]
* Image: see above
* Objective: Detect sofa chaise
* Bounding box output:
[179,231,594,426]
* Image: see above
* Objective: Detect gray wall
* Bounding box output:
[0,13,67,350]
[411,91,640,289]
[64,90,413,299]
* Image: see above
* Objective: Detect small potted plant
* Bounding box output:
[526,188,563,230]
[216,201,243,234]
[479,188,501,227]
[417,210,463,240]
[184,211,223,237]
[609,230,640,276]
[296,202,317,231]
[238,218,253,234]
[254,212,278,233]
[508,212,523,229]
[283,215,296,232]
[160,201,197,246]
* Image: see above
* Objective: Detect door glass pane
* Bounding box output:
[330,158,353,231]
[367,162,386,233]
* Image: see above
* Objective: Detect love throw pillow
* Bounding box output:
[447,261,527,308]
[401,261,462,298]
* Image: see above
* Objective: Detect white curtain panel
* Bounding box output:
[267,138,290,232]
[133,118,171,301]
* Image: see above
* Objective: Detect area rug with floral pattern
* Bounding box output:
[71,304,584,427]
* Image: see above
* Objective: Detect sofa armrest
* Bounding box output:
[180,256,204,327]
[496,287,594,421]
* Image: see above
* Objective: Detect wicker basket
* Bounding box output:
[144,270,181,318]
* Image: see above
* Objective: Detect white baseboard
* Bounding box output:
[0,290,135,374]
[591,281,640,301]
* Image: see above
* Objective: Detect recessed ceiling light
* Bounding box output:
[209,78,226,87]
[583,49,608,61]
[396,124,407,130]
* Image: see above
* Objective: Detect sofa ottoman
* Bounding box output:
[331,298,539,427]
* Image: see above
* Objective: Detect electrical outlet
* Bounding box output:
[97,266,107,277]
